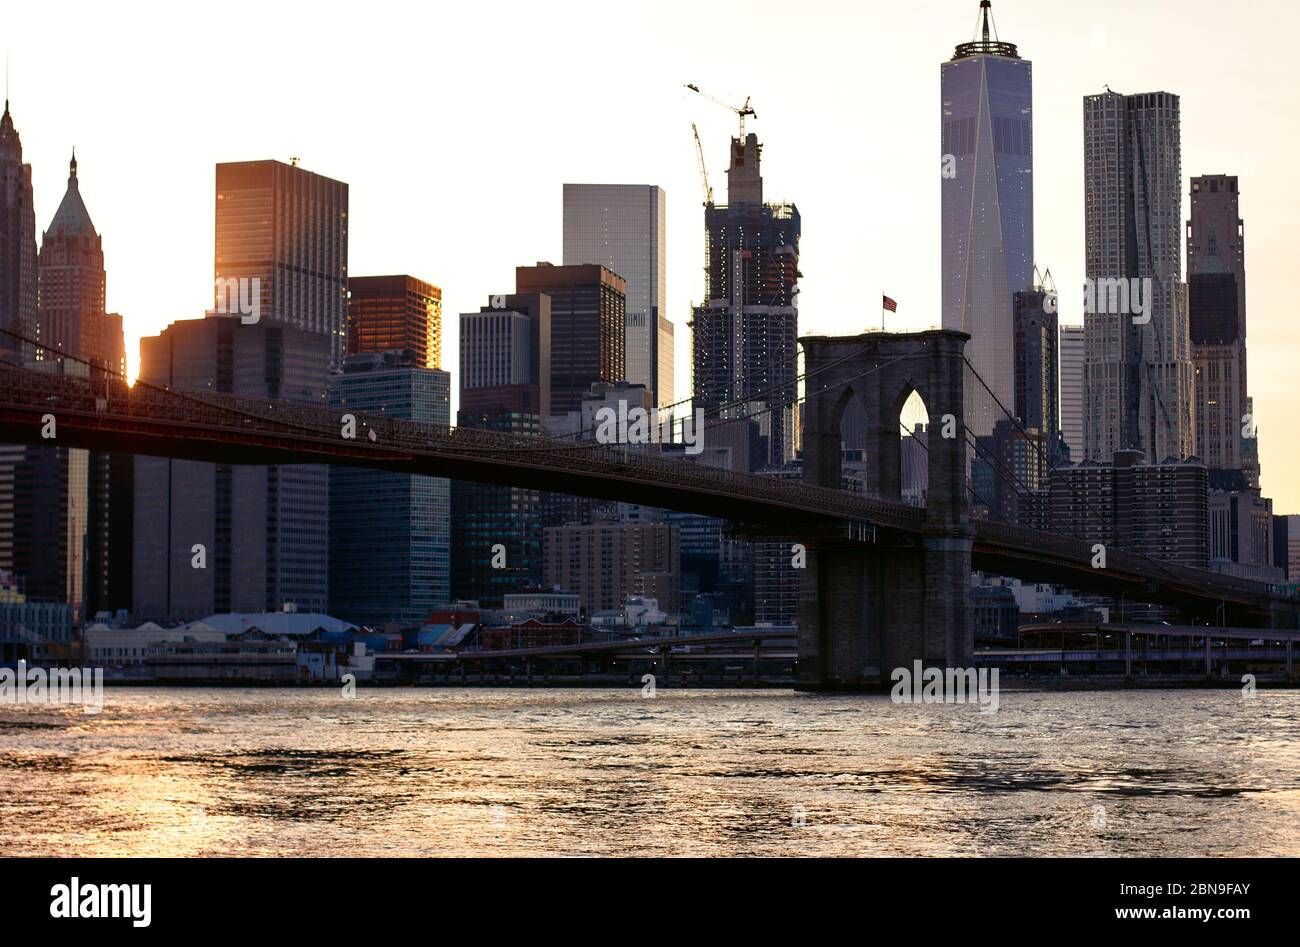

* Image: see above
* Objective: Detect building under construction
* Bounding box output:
[690,129,800,469]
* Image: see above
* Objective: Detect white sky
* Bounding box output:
[8,0,1300,510]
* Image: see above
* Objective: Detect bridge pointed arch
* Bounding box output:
[894,388,931,507]
[826,382,871,493]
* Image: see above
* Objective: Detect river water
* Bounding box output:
[1,686,1296,856]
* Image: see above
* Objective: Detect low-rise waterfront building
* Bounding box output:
[84,610,369,682]
[480,617,585,651]
[83,620,227,669]
[589,596,669,631]
[501,590,581,620]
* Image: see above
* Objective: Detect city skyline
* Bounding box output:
[3,0,1300,883]
[6,0,1299,509]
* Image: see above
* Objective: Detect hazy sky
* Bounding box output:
[8,0,1299,510]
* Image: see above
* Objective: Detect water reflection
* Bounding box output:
[0,688,1296,856]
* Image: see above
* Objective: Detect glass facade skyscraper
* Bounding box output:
[516,263,625,417]
[328,351,451,626]
[347,274,442,370]
[214,160,349,370]
[450,406,544,608]
[562,184,672,408]
[133,317,331,621]
[941,3,1033,432]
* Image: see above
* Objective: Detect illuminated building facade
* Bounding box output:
[348,274,442,370]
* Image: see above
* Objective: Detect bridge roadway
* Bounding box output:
[379,629,796,663]
[0,363,1292,623]
[976,623,1298,677]
[0,365,916,531]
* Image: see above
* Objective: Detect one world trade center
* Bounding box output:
[941,1,1033,434]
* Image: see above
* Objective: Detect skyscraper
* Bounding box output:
[1012,283,1059,463]
[36,156,131,619]
[974,418,1045,524]
[214,160,349,369]
[1058,324,1085,461]
[68,327,130,621]
[0,100,38,584]
[14,153,130,623]
[7,417,87,620]
[1187,174,1247,474]
[562,184,672,408]
[543,521,679,617]
[37,153,113,366]
[459,292,550,416]
[691,131,800,467]
[133,317,330,621]
[995,282,1060,519]
[516,263,625,416]
[451,293,551,606]
[0,100,36,361]
[941,1,1033,429]
[329,350,450,625]
[753,464,803,626]
[1082,89,1194,463]
[347,274,442,370]
[1273,514,1300,581]
[1208,489,1277,582]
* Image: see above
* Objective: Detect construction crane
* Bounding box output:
[690,123,713,205]
[685,83,756,140]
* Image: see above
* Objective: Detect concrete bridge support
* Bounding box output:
[798,330,974,688]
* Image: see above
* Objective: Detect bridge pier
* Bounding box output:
[798,330,974,689]
[797,533,972,688]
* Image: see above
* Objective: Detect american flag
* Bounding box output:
[882,295,898,313]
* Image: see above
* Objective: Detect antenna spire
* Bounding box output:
[953,1,1018,60]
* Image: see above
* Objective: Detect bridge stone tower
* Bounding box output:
[799,329,974,688]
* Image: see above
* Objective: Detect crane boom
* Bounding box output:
[691,123,713,205]
[684,83,756,140]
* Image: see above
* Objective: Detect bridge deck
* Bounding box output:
[0,363,1291,621]
[0,364,921,531]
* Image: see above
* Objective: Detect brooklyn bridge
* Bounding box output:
[0,328,1294,687]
